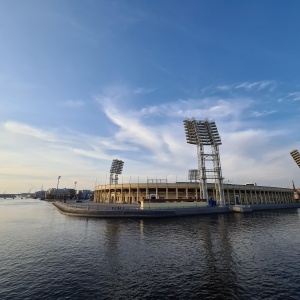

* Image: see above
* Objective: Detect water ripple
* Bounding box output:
[1,199,300,299]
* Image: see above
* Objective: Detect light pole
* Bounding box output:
[74,181,77,199]
[56,176,61,200]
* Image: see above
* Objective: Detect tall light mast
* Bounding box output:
[109,159,124,204]
[183,118,225,206]
[109,159,124,185]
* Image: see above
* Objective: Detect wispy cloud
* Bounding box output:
[0,74,41,91]
[134,87,156,94]
[234,80,276,91]
[216,85,231,91]
[3,122,57,142]
[2,121,131,160]
[288,92,300,101]
[276,91,300,103]
[94,87,255,170]
[137,98,251,121]
[59,100,85,108]
[250,110,277,117]
[216,80,277,92]
[95,95,167,155]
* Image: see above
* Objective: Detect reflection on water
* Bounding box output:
[0,199,300,299]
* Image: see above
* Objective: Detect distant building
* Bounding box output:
[77,190,94,200]
[33,190,46,199]
[46,188,76,200]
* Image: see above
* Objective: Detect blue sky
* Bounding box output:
[1,0,300,193]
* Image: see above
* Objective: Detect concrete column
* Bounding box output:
[233,188,236,204]
[285,191,288,203]
[244,188,248,204]
[263,190,266,204]
[226,188,230,205]
[129,186,131,204]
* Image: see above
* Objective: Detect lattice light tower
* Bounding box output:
[290,149,300,168]
[109,159,124,184]
[188,169,199,182]
[184,118,225,206]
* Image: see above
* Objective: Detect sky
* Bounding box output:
[1,0,300,193]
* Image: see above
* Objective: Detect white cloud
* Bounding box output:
[220,128,295,185]
[95,95,168,159]
[0,120,139,192]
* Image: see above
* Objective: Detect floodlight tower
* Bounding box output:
[109,159,124,185]
[183,118,225,206]
[290,149,300,168]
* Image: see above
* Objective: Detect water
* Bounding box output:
[1,198,300,300]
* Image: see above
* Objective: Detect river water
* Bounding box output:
[0,198,300,300]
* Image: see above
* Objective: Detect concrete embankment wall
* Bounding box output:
[52,201,300,219]
[250,203,300,211]
[53,201,230,218]
[52,202,141,218]
[140,200,207,210]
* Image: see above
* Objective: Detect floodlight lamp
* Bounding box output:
[290,149,300,168]
[183,118,198,145]
[110,159,124,174]
[188,169,199,181]
[184,117,222,146]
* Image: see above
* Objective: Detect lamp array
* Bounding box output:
[291,149,300,168]
[183,118,221,146]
